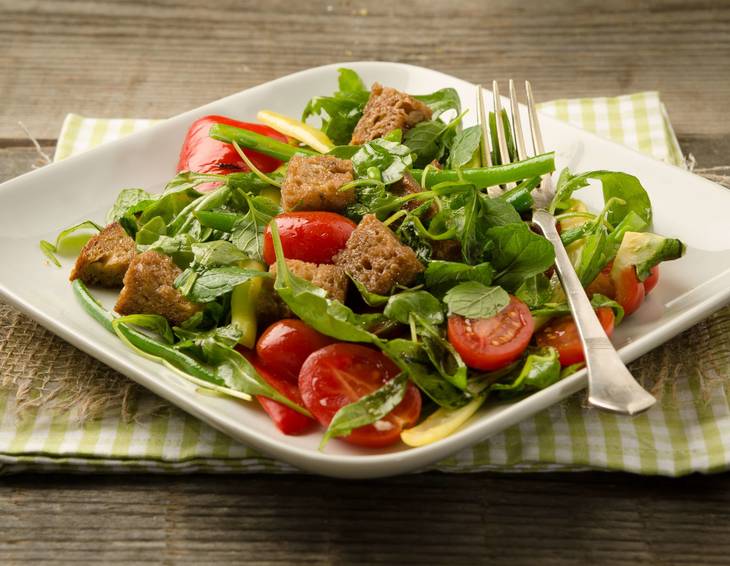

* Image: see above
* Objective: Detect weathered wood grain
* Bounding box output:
[1,0,729,140]
[2,472,730,565]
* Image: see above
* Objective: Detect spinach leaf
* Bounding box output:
[424,260,494,297]
[403,120,449,167]
[412,313,467,390]
[414,88,461,120]
[530,293,625,325]
[446,125,481,169]
[138,188,199,226]
[349,275,390,307]
[302,67,370,145]
[485,223,555,291]
[444,187,485,264]
[480,193,522,227]
[135,216,167,245]
[514,273,552,308]
[384,291,444,325]
[352,138,413,185]
[191,241,249,268]
[183,267,271,303]
[144,234,194,268]
[271,222,383,343]
[491,347,561,397]
[320,373,409,449]
[106,188,156,223]
[443,281,510,318]
[380,339,471,409]
[551,169,652,226]
[40,220,102,266]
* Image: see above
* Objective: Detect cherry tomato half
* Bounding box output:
[447,295,534,372]
[256,319,336,383]
[262,212,357,266]
[586,262,616,299]
[298,344,421,448]
[177,115,288,177]
[614,266,646,317]
[236,348,315,436]
[643,266,660,295]
[535,307,615,366]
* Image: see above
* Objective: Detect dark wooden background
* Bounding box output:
[2,1,730,564]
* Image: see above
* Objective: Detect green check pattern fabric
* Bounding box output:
[1,93,727,475]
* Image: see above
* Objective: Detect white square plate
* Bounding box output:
[1,62,729,478]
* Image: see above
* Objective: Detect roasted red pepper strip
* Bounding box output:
[177,115,288,176]
[236,348,316,436]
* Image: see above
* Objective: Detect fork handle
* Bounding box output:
[532,209,656,415]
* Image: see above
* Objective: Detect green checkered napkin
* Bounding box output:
[1,93,728,476]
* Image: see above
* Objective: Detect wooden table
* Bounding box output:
[1,1,729,563]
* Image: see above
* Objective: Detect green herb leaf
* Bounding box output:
[191,241,249,268]
[412,313,467,390]
[350,275,390,307]
[414,88,461,120]
[491,347,561,396]
[424,260,494,297]
[384,291,444,325]
[106,188,156,223]
[320,373,409,449]
[443,281,510,318]
[514,273,552,308]
[446,125,481,169]
[184,267,271,303]
[230,194,279,261]
[486,223,555,291]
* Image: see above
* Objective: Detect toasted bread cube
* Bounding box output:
[281,155,355,212]
[350,83,433,145]
[69,222,136,287]
[334,214,424,295]
[114,251,200,325]
[269,259,348,303]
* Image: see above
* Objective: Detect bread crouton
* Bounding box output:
[334,214,424,295]
[269,258,348,303]
[350,83,432,145]
[281,155,355,212]
[114,251,201,325]
[69,222,136,287]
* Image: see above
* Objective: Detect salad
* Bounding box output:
[42,68,685,450]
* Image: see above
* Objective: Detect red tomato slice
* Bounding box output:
[298,344,421,448]
[177,115,288,177]
[262,212,357,266]
[643,265,660,294]
[256,319,336,383]
[614,266,646,317]
[586,262,616,299]
[447,295,534,371]
[236,348,315,436]
[535,307,615,366]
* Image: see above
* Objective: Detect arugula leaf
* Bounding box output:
[320,373,409,449]
[480,193,522,227]
[230,194,279,261]
[346,182,401,221]
[302,67,370,145]
[144,234,194,268]
[424,260,494,297]
[403,120,449,168]
[396,217,433,263]
[384,291,444,325]
[138,188,200,226]
[446,125,481,169]
[352,138,413,185]
[381,339,471,409]
[491,347,561,396]
[443,187,485,264]
[571,225,609,286]
[413,88,461,120]
[530,293,625,326]
[412,313,468,390]
[443,282,510,318]
[485,223,555,291]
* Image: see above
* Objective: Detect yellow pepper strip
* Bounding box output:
[257,110,334,154]
[400,395,487,447]
[231,260,265,348]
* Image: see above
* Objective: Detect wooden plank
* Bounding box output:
[1,472,730,564]
[1,0,729,140]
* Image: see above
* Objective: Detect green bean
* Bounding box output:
[209,123,318,161]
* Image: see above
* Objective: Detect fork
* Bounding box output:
[479,80,657,416]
